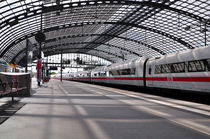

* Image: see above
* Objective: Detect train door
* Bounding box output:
[146,59,154,87]
[147,65,153,86]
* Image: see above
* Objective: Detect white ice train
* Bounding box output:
[0,58,24,73]
[66,46,210,93]
[0,58,11,72]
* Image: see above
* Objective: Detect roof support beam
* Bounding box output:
[43,42,140,56]
[12,33,146,64]
[1,0,208,30]
[12,42,128,64]
[2,21,190,60]
[45,34,166,55]
[1,0,207,63]
[42,21,194,49]
[18,49,117,65]
[45,48,122,61]
[78,22,193,50]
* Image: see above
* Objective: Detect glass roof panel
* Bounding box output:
[0,0,209,65]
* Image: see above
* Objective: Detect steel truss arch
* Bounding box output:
[45,48,122,61]
[0,0,209,64]
[18,50,117,66]
[1,0,209,30]
[13,42,131,64]
[43,41,141,57]
[45,34,166,55]
[1,21,190,59]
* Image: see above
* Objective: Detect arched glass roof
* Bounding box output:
[0,0,209,66]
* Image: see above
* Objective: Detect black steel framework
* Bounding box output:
[0,0,209,66]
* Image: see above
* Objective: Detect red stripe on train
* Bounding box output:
[146,77,167,81]
[172,77,210,82]
[92,77,144,80]
[114,77,144,80]
[68,76,210,82]
[92,77,107,80]
[96,76,210,82]
[146,77,210,82]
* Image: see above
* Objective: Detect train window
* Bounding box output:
[122,69,130,75]
[130,68,136,75]
[154,59,210,74]
[171,62,185,73]
[109,71,113,76]
[188,60,206,72]
[118,69,123,75]
[155,65,161,74]
[121,69,126,75]
[161,64,171,73]
[100,72,106,76]
[207,59,210,71]
[118,68,135,75]
[110,70,119,76]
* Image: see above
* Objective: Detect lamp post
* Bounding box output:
[31,1,61,85]
[25,39,29,73]
[60,50,63,82]
[35,4,46,86]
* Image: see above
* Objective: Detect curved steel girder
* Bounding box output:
[50,21,194,50]
[0,0,204,56]
[45,34,166,55]
[43,42,141,56]
[41,22,194,49]
[44,48,122,61]
[13,43,126,64]
[77,22,194,50]
[1,0,208,30]
[141,1,209,24]
[12,33,146,64]
[17,48,116,65]
[12,47,38,64]
[18,49,116,66]
[2,20,191,59]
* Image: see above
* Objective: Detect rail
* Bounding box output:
[0,72,31,101]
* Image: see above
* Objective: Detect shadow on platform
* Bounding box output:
[0,101,25,124]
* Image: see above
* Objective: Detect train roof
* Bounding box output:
[91,66,107,72]
[106,57,146,69]
[153,45,210,64]
[0,72,30,76]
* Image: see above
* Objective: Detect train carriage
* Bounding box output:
[0,58,11,72]
[67,46,210,93]
[146,46,210,92]
[91,66,107,84]
[105,58,146,86]
[71,71,91,82]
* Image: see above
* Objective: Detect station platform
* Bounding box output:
[0,79,210,139]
